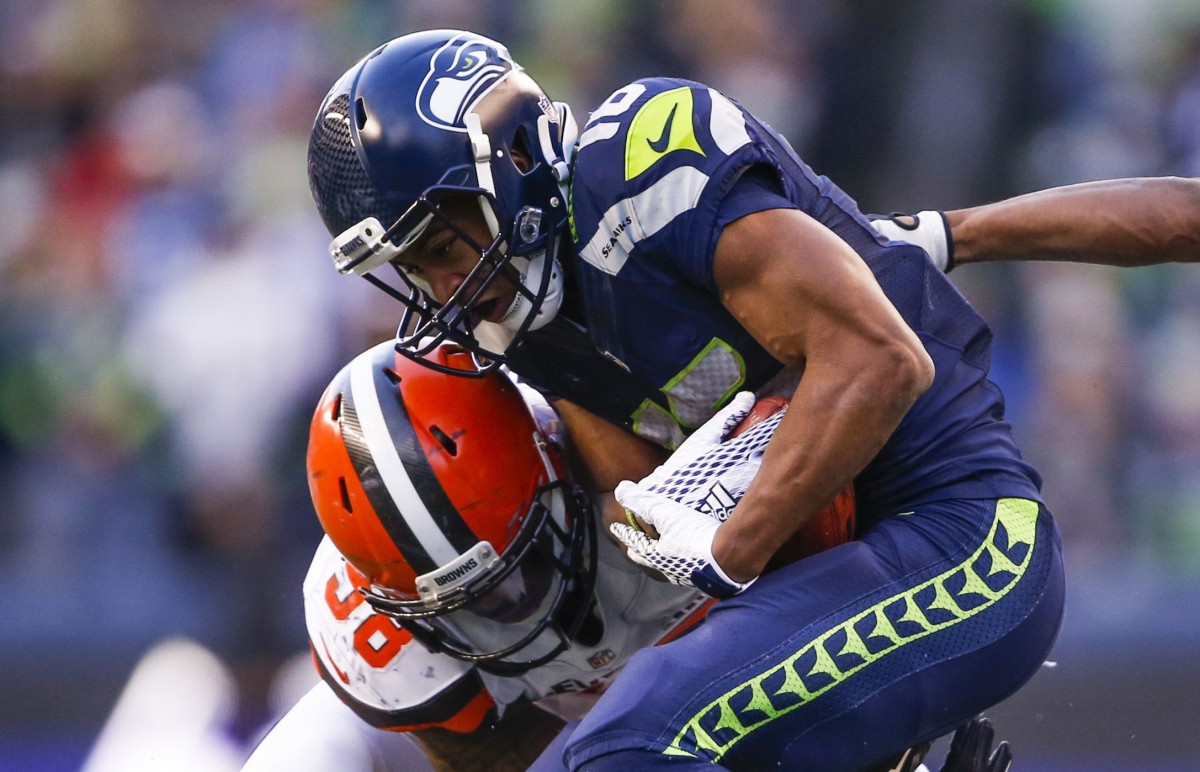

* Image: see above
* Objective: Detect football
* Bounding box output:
[625,397,856,569]
[729,396,856,573]
[730,395,791,435]
[764,473,856,572]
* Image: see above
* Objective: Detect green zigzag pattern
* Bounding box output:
[664,498,1039,762]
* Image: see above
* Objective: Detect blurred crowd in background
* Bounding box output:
[1,0,1199,769]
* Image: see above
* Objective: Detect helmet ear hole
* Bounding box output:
[430,425,458,456]
[338,477,353,513]
[355,97,369,130]
[510,126,533,174]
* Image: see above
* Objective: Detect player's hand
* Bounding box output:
[638,391,782,522]
[611,481,755,599]
[641,391,756,487]
[869,211,954,273]
[938,716,1012,772]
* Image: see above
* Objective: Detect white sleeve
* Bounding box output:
[242,683,434,772]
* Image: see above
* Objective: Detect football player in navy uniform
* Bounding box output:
[244,341,1003,772]
[300,29,1163,771]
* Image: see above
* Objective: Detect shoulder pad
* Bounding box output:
[571,79,758,276]
[303,539,494,732]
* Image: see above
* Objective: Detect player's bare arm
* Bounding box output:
[553,397,670,543]
[552,398,669,495]
[710,207,934,582]
[411,699,565,772]
[950,176,1200,267]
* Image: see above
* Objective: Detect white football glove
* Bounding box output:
[613,390,787,597]
[870,210,954,273]
[642,399,785,522]
[640,391,757,489]
[611,481,755,599]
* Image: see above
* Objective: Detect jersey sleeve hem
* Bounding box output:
[312,645,496,733]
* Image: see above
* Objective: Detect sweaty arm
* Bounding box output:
[711,207,934,582]
[552,398,670,537]
[949,176,1200,267]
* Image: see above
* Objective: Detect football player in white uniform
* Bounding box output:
[244,341,718,771]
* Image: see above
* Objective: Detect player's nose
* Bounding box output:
[427,269,467,304]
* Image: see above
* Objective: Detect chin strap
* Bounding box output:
[464,113,502,240]
[546,101,579,199]
[465,99,577,358]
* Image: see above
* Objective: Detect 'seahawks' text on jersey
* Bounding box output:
[508,78,1041,527]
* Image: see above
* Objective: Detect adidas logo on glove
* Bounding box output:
[697,482,737,522]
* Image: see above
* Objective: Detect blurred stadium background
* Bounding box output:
[1,0,1198,769]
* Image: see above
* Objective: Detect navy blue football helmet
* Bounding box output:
[307,30,578,375]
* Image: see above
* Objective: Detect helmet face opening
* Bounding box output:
[308,340,596,675]
[469,548,556,624]
[308,30,577,376]
[365,481,597,674]
[387,237,564,379]
[341,189,562,378]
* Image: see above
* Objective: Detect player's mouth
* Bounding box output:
[471,297,500,323]
[471,289,521,325]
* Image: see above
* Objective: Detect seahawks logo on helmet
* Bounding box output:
[416,34,514,132]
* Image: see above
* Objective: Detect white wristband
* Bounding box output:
[871,210,952,272]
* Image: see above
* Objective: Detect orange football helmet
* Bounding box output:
[307,340,595,674]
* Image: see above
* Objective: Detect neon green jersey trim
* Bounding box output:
[665,498,1040,762]
[660,337,746,430]
[625,86,706,181]
[630,398,686,451]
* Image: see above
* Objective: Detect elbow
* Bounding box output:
[883,336,935,409]
[1154,176,1200,259]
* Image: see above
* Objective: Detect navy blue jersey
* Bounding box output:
[510,78,1040,524]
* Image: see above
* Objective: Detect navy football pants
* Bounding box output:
[538,497,1064,771]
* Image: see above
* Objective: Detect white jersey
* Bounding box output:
[305,529,709,731]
